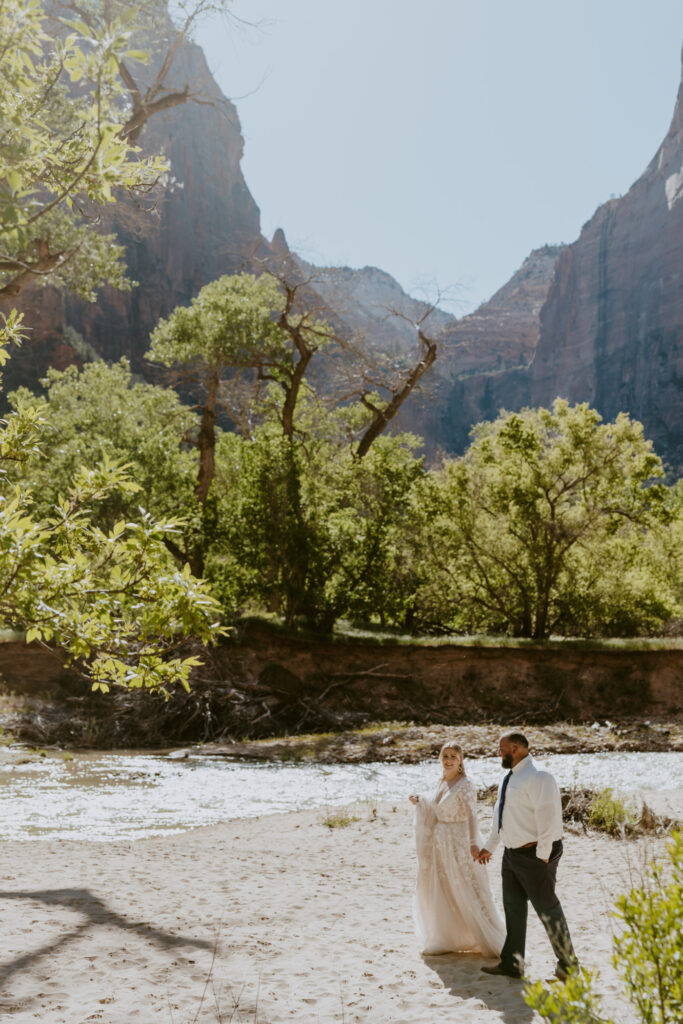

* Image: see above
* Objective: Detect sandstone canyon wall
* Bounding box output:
[443,51,683,471]
[530,61,683,473]
[7,27,683,473]
[426,246,563,452]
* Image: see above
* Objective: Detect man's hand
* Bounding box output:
[477,848,492,864]
[409,794,419,805]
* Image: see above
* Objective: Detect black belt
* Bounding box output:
[507,838,562,852]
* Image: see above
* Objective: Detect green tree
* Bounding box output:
[420,401,675,638]
[0,321,221,692]
[7,358,197,526]
[206,414,424,631]
[0,0,167,300]
[146,267,443,631]
[147,271,336,503]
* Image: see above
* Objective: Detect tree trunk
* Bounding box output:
[195,372,220,502]
[355,331,437,458]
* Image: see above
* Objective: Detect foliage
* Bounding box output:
[0,0,232,692]
[147,272,293,377]
[525,833,683,1024]
[7,358,198,527]
[524,968,613,1024]
[207,421,424,630]
[0,333,222,692]
[417,401,677,638]
[588,788,636,837]
[0,0,169,300]
[147,271,338,506]
[612,832,683,1023]
[321,810,360,829]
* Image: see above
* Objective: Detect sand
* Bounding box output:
[0,797,674,1024]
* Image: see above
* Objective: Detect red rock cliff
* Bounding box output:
[425,246,562,453]
[531,49,683,471]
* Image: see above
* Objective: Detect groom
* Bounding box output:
[475,731,577,980]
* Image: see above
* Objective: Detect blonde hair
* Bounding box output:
[439,741,465,778]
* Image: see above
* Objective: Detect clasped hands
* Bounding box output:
[471,846,548,863]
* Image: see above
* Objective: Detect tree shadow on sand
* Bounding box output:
[423,953,535,1024]
[0,887,214,990]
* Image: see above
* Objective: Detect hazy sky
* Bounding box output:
[197,1,683,314]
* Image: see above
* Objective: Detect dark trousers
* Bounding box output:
[499,839,576,974]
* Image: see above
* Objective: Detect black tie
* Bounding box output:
[498,770,513,831]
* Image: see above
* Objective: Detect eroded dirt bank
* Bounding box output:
[0,621,681,751]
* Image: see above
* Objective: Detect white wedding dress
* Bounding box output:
[413,777,505,956]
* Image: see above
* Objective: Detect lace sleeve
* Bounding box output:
[413,793,437,865]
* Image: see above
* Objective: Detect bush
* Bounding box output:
[588,788,636,837]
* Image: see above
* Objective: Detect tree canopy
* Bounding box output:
[417,401,676,638]
[0,0,226,691]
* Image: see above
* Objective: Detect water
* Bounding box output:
[1,749,681,841]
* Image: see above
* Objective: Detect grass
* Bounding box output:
[237,613,683,650]
[321,809,360,829]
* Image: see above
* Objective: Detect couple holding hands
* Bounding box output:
[409,732,577,981]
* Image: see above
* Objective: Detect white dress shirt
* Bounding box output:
[484,754,563,861]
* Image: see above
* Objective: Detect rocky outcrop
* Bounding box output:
[417,246,562,453]
[9,30,683,470]
[291,252,454,356]
[434,48,683,469]
[438,245,563,379]
[530,52,683,472]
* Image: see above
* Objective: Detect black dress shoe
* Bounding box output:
[481,963,523,979]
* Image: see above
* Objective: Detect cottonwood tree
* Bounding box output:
[146,271,338,503]
[0,316,222,692]
[147,263,443,483]
[7,358,197,525]
[421,400,676,639]
[146,267,436,627]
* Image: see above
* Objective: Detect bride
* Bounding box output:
[409,742,505,956]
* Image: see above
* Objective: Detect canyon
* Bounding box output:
[4,31,683,472]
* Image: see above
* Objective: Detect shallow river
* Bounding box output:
[1,749,681,841]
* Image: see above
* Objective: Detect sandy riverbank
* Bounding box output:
[0,797,676,1024]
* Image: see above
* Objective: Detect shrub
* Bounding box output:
[588,788,636,836]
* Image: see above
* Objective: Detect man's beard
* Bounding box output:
[501,753,513,768]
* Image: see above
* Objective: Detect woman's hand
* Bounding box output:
[470,844,480,859]
[409,794,419,805]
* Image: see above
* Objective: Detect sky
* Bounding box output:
[196,1,683,314]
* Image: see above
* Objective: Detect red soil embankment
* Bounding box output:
[0,623,681,747]
[211,622,683,730]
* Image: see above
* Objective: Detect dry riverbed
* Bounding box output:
[1,717,682,767]
[197,718,683,764]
